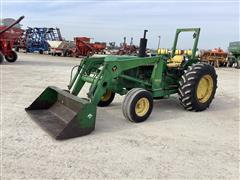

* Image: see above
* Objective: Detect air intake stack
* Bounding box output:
[138,30,148,57]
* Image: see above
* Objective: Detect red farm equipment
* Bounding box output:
[74,37,106,57]
[200,48,228,67]
[117,37,138,55]
[0,16,24,64]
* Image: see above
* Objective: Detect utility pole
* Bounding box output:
[157,35,161,49]
[130,37,133,46]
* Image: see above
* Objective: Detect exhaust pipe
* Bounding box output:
[138,30,148,57]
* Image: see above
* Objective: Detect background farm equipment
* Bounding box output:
[74,37,106,57]
[117,37,138,55]
[0,16,24,64]
[15,27,63,54]
[14,30,26,52]
[105,42,120,54]
[200,48,228,67]
[26,28,217,140]
[108,42,116,50]
[227,41,240,69]
[48,40,75,57]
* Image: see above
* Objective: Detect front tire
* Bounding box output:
[178,62,217,111]
[97,90,115,107]
[5,51,18,63]
[122,88,153,123]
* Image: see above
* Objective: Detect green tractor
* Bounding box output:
[228,41,240,69]
[26,28,217,139]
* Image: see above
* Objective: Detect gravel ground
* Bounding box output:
[1,53,239,179]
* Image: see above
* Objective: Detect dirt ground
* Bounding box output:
[1,53,239,179]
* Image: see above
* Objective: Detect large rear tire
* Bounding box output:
[122,88,153,123]
[178,62,217,111]
[5,51,18,63]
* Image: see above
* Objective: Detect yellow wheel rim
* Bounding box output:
[135,97,150,117]
[101,90,112,102]
[196,75,213,103]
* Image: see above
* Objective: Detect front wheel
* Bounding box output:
[97,90,115,107]
[178,62,217,111]
[122,88,153,123]
[5,51,18,63]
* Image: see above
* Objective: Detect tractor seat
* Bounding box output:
[167,55,185,68]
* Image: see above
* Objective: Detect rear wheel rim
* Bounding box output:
[196,75,213,103]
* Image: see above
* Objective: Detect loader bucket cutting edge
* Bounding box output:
[25,86,96,140]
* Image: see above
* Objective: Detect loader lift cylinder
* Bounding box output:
[138,30,148,57]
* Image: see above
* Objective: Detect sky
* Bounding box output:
[1,0,239,50]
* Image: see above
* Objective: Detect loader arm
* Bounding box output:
[69,56,166,106]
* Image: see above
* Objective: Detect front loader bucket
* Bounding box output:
[25,86,96,140]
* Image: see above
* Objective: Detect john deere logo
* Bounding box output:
[88,114,93,119]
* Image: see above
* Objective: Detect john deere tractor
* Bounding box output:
[227,41,240,69]
[26,28,217,139]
